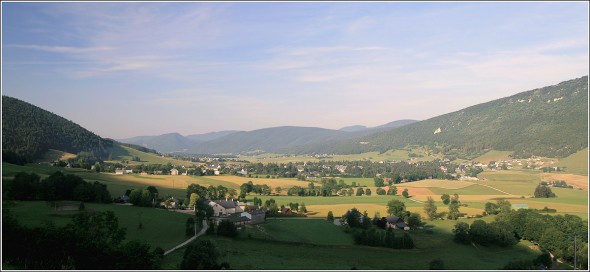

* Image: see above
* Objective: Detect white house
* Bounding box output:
[208,200,244,217]
[170,168,179,175]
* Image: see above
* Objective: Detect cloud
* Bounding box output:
[8,44,113,54]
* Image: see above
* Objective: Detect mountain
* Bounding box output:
[329,76,589,158]
[340,120,418,132]
[339,125,368,132]
[118,130,240,153]
[185,130,240,142]
[373,119,419,129]
[2,96,114,162]
[188,126,354,154]
[117,133,195,153]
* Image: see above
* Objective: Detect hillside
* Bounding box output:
[189,126,352,154]
[2,96,114,162]
[117,133,195,153]
[329,76,588,158]
[556,147,588,175]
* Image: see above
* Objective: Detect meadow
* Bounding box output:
[162,217,542,270]
[3,201,193,250]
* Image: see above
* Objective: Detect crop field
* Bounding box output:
[398,179,475,189]
[243,148,442,164]
[473,150,513,164]
[202,175,319,188]
[540,173,588,190]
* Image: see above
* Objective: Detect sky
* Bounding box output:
[2,2,589,139]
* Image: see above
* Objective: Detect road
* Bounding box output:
[164,219,208,256]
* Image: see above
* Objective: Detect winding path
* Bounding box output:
[164,220,208,256]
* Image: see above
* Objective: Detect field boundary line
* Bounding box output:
[475,183,513,196]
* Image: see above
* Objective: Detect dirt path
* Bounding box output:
[164,219,208,256]
[475,183,514,196]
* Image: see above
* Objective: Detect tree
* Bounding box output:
[424,196,438,220]
[484,202,499,215]
[387,185,398,195]
[217,220,238,238]
[534,184,556,198]
[387,199,406,217]
[365,188,372,196]
[356,187,364,196]
[327,211,334,222]
[376,188,386,195]
[300,203,308,213]
[374,177,385,187]
[429,259,445,270]
[188,193,199,209]
[441,194,450,205]
[343,208,362,228]
[453,222,471,245]
[407,212,424,230]
[180,239,221,269]
[275,186,282,194]
[447,201,461,220]
[402,189,409,198]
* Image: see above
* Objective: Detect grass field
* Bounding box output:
[244,218,354,245]
[4,201,194,250]
[473,150,513,164]
[159,216,542,270]
[556,147,588,176]
[37,149,77,162]
[106,144,195,167]
[242,148,443,164]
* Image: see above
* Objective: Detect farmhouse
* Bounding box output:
[208,199,244,217]
[280,207,292,215]
[115,168,125,175]
[386,216,410,230]
[170,168,179,175]
[241,209,267,224]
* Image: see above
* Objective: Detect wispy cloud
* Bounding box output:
[8,44,114,54]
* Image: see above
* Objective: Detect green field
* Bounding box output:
[4,201,194,250]
[244,218,354,245]
[473,150,514,164]
[242,148,442,164]
[106,144,195,167]
[161,216,541,270]
[556,147,589,175]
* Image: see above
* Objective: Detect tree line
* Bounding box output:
[3,171,112,203]
[2,210,163,269]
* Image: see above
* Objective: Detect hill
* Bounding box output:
[117,133,195,153]
[185,130,239,142]
[189,126,352,154]
[329,76,589,158]
[2,96,114,163]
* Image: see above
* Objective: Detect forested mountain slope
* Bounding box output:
[330,76,588,158]
[2,96,114,162]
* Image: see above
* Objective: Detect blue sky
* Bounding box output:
[2,2,588,139]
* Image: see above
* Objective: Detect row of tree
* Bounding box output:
[4,171,112,203]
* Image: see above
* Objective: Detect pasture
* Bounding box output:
[473,150,513,164]
[106,145,195,167]
[556,147,588,176]
[4,201,194,250]
[160,216,541,270]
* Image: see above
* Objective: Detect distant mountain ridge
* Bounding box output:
[328,76,589,158]
[118,120,418,154]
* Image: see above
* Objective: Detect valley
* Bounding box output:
[2,76,588,270]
